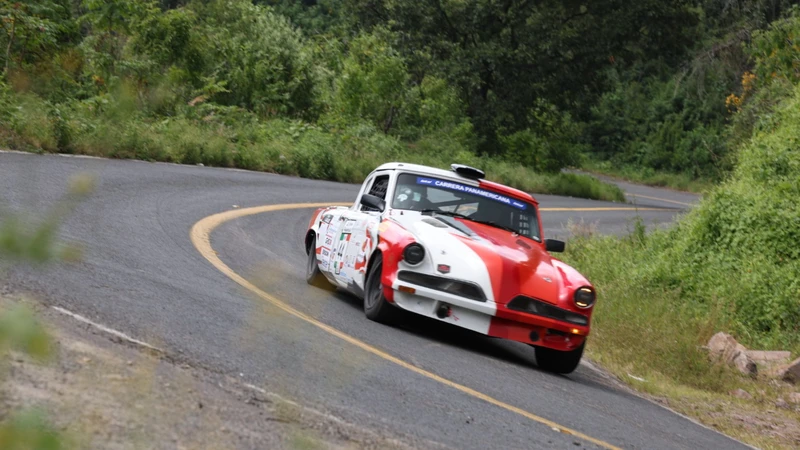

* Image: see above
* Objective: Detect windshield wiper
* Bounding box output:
[469,219,519,234]
[420,209,470,220]
[420,209,520,235]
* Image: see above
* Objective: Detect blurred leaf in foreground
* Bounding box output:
[0,173,94,263]
[0,409,65,450]
[0,304,52,360]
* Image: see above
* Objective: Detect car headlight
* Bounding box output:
[402,243,425,265]
[574,287,596,309]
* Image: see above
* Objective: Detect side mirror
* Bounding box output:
[360,194,386,212]
[545,239,565,253]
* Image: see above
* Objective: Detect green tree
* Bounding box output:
[79,0,143,77]
[340,0,700,156]
[327,30,410,132]
[195,0,319,118]
[0,0,68,76]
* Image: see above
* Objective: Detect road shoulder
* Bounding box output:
[0,292,422,450]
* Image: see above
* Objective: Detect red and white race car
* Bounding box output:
[304,163,596,373]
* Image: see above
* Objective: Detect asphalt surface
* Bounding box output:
[1,152,747,449]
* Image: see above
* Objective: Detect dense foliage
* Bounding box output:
[267,0,800,183]
[0,0,630,200]
[4,0,800,188]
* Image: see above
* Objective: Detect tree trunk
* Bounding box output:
[3,16,16,77]
[383,105,396,134]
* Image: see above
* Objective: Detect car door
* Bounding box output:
[329,173,391,295]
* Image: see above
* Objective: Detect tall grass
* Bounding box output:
[0,93,626,202]
[564,227,750,392]
[581,159,714,193]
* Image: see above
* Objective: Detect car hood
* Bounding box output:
[389,213,566,305]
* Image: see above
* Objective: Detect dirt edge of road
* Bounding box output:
[0,292,436,450]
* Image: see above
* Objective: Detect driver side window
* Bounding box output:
[361,175,389,212]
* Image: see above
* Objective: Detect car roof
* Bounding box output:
[372,162,538,205]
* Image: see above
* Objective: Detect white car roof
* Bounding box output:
[372,162,475,183]
[372,161,538,204]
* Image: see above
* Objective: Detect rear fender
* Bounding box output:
[304,208,327,254]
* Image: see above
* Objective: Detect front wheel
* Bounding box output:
[534,342,585,374]
[364,254,398,323]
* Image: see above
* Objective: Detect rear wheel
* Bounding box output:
[534,342,585,374]
[305,235,329,288]
[364,254,398,323]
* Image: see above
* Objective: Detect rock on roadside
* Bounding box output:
[729,388,753,400]
[768,357,800,384]
[707,332,757,377]
[744,350,791,365]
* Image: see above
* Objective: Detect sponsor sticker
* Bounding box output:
[416,177,527,210]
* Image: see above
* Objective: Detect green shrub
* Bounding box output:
[198,0,319,118]
[568,83,800,374]
[730,9,800,145]
[587,58,736,182]
[325,29,410,133]
[564,230,743,391]
[499,100,585,174]
[0,92,57,151]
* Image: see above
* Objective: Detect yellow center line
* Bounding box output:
[624,193,695,207]
[190,202,620,450]
[541,207,673,212]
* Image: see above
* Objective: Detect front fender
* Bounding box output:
[373,219,416,301]
[552,258,596,318]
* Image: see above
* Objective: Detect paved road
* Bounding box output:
[1,152,744,449]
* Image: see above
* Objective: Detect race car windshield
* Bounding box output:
[391,173,541,241]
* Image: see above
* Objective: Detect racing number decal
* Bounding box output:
[354,230,373,274]
[334,224,351,275]
[330,217,377,285]
[330,218,355,278]
[316,212,335,271]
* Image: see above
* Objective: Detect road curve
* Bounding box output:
[1,152,744,449]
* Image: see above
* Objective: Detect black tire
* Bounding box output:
[364,254,398,323]
[534,342,585,374]
[306,235,329,288]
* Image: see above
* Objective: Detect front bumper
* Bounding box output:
[390,279,588,351]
